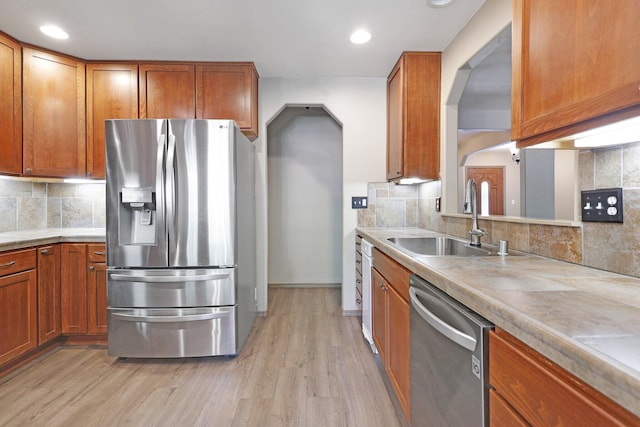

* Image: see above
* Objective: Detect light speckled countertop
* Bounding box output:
[0,228,105,251]
[357,227,640,418]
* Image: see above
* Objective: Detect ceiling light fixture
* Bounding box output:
[40,25,69,39]
[426,0,457,7]
[350,29,371,45]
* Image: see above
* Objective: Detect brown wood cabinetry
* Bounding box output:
[0,249,37,367]
[386,52,441,182]
[489,328,640,427]
[372,248,411,422]
[0,32,21,175]
[61,244,88,334]
[139,64,195,119]
[86,63,139,178]
[512,0,640,147]
[37,245,61,345]
[22,48,86,177]
[87,244,107,334]
[196,63,259,139]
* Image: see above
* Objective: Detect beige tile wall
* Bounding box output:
[0,178,105,232]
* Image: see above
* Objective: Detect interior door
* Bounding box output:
[466,167,504,216]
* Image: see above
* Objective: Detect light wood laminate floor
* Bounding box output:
[0,288,400,427]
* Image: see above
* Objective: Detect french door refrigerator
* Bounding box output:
[105,119,256,358]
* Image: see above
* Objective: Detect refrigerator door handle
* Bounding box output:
[166,131,177,244]
[110,272,231,282]
[111,309,233,323]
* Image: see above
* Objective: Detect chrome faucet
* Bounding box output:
[463,178,486,247]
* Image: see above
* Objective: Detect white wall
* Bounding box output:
[256,78,387,313]
[267,108,342,285]
[441,0,513,213]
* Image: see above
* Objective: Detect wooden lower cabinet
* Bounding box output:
[489,328,640,427]
[37,244,61,345]
[87,244,107,335]
[0,249,37,367]
[371,248,411,422]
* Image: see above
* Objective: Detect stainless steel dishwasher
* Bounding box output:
[409,274,493,427]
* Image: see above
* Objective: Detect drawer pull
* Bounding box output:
[89,266,95,271]
[41,249,50,255]
[93,251,106,256]
[0,261,16,268]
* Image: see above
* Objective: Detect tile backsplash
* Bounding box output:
[0,178,105,232]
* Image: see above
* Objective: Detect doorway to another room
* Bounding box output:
[267,106,343,289]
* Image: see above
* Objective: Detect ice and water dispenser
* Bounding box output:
[118,187,157,245]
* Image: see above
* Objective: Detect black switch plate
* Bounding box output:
[351,196,368,209]
[581,188,623,223]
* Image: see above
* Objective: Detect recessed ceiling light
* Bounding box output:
[40,25,69,40]
[350,29,371,45]
[426,0,457,7]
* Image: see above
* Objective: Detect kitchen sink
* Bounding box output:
[387,236,502,257]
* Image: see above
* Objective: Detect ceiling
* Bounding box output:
[0,0,486,78]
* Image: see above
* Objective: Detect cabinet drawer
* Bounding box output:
[0,249,37,277]
[372,248,410,300]
[489,329,640,427]
[87,244,106,263]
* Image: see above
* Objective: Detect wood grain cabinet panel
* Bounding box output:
[196,63,259,139]
[371,248,412,422]
[489,329,640,427]
[86,63,139,178]
[22,48,86,177]
[0,32,21,175]
[37,245,61,345]
[61,244,88,334]
[512,0,640,146]
[139,64,195,119]
[87,244,107,335]
[0,248,37,367]
[386,52,441,182]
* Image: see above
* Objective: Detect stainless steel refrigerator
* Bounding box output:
[105,119,256,358]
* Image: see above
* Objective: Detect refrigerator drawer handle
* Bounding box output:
[111,310,232,323]
[110,273,231,282]
[409,287,476,352]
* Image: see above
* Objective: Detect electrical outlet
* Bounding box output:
[435,197,441,212]
[581,188,623,223]
[351,196,368,209]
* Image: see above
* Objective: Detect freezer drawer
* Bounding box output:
[108,268,236,308]
[108,306,237,358]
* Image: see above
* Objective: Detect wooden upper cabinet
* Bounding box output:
[139,64,195,119]
[196,63,259,139]
[387,52,441,182]
[22,48,86,177]
[86,63,139,178]
[0,32,21,175]
[512,0,640,147]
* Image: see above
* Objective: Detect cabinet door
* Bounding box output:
[61,244,88,334]
[87,244,107,334]
[489,389,529,427]
[196,64,258,139]
[386,52,441,181]
[0,33,21,175]
[0,270,37,366]
[86,63,139,178]
[371,268,387,365]
[387,283,410,421]
[22,48,86,177]
[139,64,195,119]
[37,245,61,345]
[512,0,640,146]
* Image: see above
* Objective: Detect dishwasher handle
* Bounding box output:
[409,286,477,352]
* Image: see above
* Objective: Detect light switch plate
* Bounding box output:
[581,188,623,223]
[351,196,368,209]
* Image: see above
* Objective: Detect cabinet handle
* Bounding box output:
[356,279,361,284]
[89,266,95,271]
[355,260,361,265]
[41,249,49,255]
[356,298,361,304]
[93,251,105,256]
[25,168,32,174]
[87,172,92,177]
[0,261,16,268]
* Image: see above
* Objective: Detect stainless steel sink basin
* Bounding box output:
[387,236,497,257]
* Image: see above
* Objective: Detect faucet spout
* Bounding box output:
[464,178,485,247]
